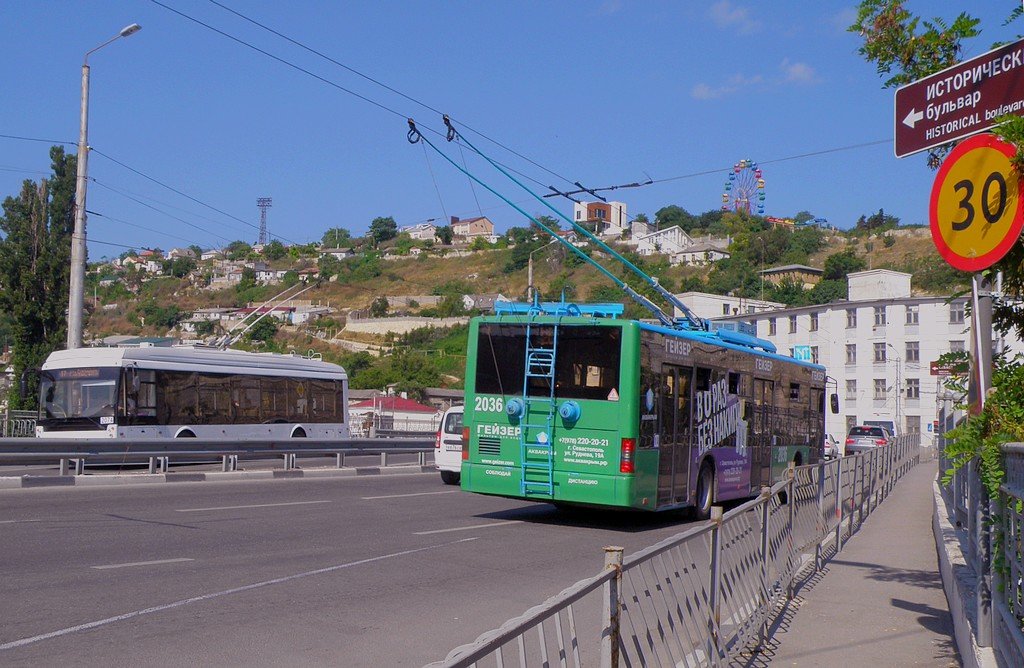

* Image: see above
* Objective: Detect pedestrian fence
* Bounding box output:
[2,410,36,438]
[942,442,1024,666]
[429,435,921,667]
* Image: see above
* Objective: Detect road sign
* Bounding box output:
[792,345,812,361]
[929,133,1024,272]
[895,37,1024,158]
[930,360,968,377]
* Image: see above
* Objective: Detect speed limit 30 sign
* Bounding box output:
[929,133,1024,271]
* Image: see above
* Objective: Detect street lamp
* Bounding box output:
[527,238,559,302]
[886,343,902,431]
[68,22,141,350]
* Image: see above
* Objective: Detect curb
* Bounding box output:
[0,465,437,490]
[932,477,998,668]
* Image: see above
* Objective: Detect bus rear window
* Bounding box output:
[475,325,621,400]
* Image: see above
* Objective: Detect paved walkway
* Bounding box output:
[753,461,960,667]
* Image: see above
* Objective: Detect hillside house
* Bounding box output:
[319,247,355,261]
[572,201,628,238]
[201,250,225,261]
[760,264,824,290]
[635,225,693,260]
[167,248,196,260]
[450,215,495,239]
[348,395,440,435]
[399,223,438,241]
[676,242,730,266]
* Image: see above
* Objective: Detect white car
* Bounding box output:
[824,433,840,459]
[435,405,464,485]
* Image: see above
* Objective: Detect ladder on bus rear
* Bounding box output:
[518,315,559,497]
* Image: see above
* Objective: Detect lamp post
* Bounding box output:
[68,22,141,350]
[527,238,559,302]
[887,343,902,432]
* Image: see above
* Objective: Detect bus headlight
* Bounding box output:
[558,401,581,423]
[506,398,525,418]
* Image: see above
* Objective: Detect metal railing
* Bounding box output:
[0,436,434,475]
[2,409,37,438]
[429,435,921,667]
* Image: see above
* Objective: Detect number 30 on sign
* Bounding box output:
[929,133,1024,272]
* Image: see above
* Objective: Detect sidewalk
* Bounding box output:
[755,461,959,666]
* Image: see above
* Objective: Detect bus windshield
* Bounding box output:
[474,324,621,400]
[40,367,120,420]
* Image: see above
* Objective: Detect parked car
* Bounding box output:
[845,425,891,453]
[435,404,464,485]
[824,433,840,459]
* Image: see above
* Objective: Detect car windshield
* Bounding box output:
[40,367,120,420]
[849,426,885,437]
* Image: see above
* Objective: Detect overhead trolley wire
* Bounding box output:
[205,0,579,191]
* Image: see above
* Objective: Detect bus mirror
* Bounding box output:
[830,393,839,414]
[20,367,42,400]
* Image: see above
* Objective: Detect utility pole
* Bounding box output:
[257,197,272,245]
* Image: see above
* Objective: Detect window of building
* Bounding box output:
[846,309,857,328]
[789,315,797,333]
[874,306,887,326]
[950,340,965,353]
[810,312,819,331]
[874,378,887,400]
[811,346,819,364]
[906,305,919,325]
[846,415,858,433]
[905,415,921,434]
[722,303,730,316]
[906,378,920,399]
[846,344,856,365]
[789,383,801,400]
[874,342,887,363]
[906,341,920,363]
[768,318,776,336]
[575,210,581,220]
[846,379,857,400]
[950,301,965,324]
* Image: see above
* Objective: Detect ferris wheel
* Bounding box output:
[721,159,765,215]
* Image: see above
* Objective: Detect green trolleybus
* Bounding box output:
[460,300,827,517]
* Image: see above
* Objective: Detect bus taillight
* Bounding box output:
[462,427,470,460]
[620,438,636,474]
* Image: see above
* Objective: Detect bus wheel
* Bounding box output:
[291,427,307,438]
[175,429,196,438]
[440,471,460,485]
[695,462,714,520]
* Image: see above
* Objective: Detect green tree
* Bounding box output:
[654,205,697,231]
[226,240,252,260]
[162,256,196,278]
[188,244,203,259]
[0,146,76,408]
[245,317,278,342]
[436,225,454,245]
[369,216,398,246]
[237,266,257,291]
[321,227,351,248]
[263,239,287,260]
[822,248,867,280]
[370,296,389,317]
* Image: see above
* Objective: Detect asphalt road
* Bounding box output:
[0,472,700,666]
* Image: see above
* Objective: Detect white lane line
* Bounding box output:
[91,558,194,570]
[0,519,43,524]
[175,500,332,512]
[362,490,461,500]
[0,537,478,651]
[414,521,523,535]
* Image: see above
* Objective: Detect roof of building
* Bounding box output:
[349,396,438,412]
[681,242,729,254]
[759,264,823,275]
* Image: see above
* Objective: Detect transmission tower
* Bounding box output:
[256,197,272,245]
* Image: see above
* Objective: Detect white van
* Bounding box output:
[435,405,464,485]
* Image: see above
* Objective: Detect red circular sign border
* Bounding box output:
[928,133,1024,272]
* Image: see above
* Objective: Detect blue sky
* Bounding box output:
[0,1,1019,259]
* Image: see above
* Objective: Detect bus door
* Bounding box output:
[656,365,692,506]
[752,378,775,489]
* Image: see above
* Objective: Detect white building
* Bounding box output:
[400,223,438,241]
[676,242,730,266]
[714,269,1022,449]
[572,201,628,238]
[635,225,693,259]
[673,292,784,321]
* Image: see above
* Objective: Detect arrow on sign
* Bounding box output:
[903,108,924,128]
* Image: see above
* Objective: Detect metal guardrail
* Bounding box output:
[0,436,435,474]
[2,410,36,438]
[428,435,921,667]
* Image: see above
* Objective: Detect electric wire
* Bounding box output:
[90,178,256,233]
[420,141,449,225]
[90,180,236,244]
[0,133,75,146]
[205,0,578,190]
[86,209,205,246]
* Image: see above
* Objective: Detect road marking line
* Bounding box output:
[0,537,478,651]
[175,500,332,512]
[91,558,194,570]
[415,521,523,535]
[0,519,43,524]
[362,490,461,500]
